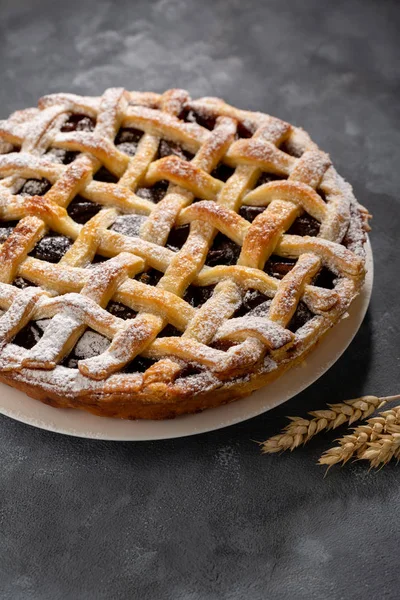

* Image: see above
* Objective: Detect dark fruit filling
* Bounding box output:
[287,214,320,237]
[93,167,119,184]
[61,328,109,368]
[159,324,181,337]
[13,277,35,289]
[30,232,72,263]
[47,114,94,165]
[205,233,240,267]
[210,339,237,352]
[13,320,44,349]
[255,172,286,187]
[114,128,143,156]
[0,220,19,243]
[67,196,101,224]
[177,363,203,378]
[288,301,314,332]
[91,254,108,265]
[110,214,147,237]
[166,224,190,252]
[124,356,157,374]
[264,256,297,279]
[18,178,51,197]
[314,267,336,290]
[46,114,95,167]
[180,107,253,142]
[46,148,79,165]
[179,108,216,131]
[279,140,302,158]
[1,144,19,154]
[183,284,215,308]
[136,180,169,204]
[107,301,137,320]
[211,163,235,182]
[157,139,193,161]
[234,290,271,318]
[239,205,266,222]
[61,114,95,133]
[136,269,163,287]
[237,121,255,139]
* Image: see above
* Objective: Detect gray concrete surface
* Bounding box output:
[0,0,399,598]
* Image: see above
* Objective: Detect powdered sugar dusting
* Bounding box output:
[111,214,147,237]
[216,316,293,349]
[74,330,110,359]
[0,86,369,414]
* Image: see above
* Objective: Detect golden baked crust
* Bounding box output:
[0,88,370,419]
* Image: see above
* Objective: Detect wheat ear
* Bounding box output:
[319,401,400,469]
[261,395,389,454]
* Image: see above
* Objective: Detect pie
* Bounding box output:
[0,88,370,419]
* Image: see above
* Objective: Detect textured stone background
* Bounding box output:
[0,0,399,598]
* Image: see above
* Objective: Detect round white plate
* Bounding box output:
[0,240,373,440]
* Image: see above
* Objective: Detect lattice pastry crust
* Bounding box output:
[0,88,370,419]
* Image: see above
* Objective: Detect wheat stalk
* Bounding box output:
[260,395,391,454]
[319,402,400,469]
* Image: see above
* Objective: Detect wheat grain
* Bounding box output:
[318,427,380,467]
[319,403,400,469]
[360,435,400,468]
[260,395,387,454]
